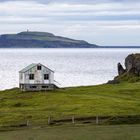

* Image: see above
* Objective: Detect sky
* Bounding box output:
[0,0,140,46]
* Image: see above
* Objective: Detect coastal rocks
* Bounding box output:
[107,79,120,84]
[118,53,140,76]
[125,54,135,72]
[125,54,140,75]
[108,53,140,84]
[118,63,125,76]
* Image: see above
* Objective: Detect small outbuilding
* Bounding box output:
[19,63,58,91]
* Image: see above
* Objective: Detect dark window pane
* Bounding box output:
[29,74,34,80]
[44,74,49,80]
[42,86,49,88]
[37,66,41,70]
[30,86,36,88]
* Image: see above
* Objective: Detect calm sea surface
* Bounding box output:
[0,48,140,90]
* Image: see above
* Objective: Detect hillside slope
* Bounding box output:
[0,31,98,48]
[1,82,140,125]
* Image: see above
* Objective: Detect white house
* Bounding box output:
[19,63,58,91]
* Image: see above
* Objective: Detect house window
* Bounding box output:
[30,86,37,88]
[42,86,49,88]
[37,65,42,70]
[44,74,49,80]
[29,74,34,80]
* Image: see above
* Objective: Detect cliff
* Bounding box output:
[108,53,140,84]
[0,31,98,48]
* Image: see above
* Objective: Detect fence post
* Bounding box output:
[48,116,51,125]
[72,116,75,124]
[96,115,99,125]
[26,120,29,126]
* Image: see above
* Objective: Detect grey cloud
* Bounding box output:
[0,0,139,4]
[0,0,140,46]
[27,0,140,4]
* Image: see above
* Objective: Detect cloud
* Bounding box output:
[0,0,139,4]
[0,0,140,45]
[0,0,138,4]
[0,1,140,20]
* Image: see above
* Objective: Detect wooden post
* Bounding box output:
[96,115,99,125]
[48,116,51,125]
[72,116,75,124]
[26,120,29,126]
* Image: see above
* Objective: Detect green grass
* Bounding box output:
[0,124,140,140]
[116,73,140,83]
[1,82,140,125]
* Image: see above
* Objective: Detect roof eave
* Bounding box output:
[19,63,54,73]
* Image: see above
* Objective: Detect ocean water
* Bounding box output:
[0,48,140,90]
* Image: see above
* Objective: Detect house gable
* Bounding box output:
[19,63,54,73]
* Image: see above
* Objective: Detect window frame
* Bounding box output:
[44,74,49,80]
[29,74,34,80]
[37,65,42,70]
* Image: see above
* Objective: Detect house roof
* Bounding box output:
[19,63,54,73]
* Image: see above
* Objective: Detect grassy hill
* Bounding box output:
[1,82,140,126]
[0,31,98,48]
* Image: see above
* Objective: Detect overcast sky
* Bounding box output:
[0,0,140,46]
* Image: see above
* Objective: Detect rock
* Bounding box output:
[118,63,125,75]
[125,54,135,72]
[107,79,120,84]
[108,53,140,84]
[125,54,140,75]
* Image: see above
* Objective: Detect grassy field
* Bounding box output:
[1,82,140,126]
[0,124,140,140]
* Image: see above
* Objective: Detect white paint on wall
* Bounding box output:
[19,63,54,85]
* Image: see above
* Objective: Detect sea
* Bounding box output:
[0,48,140,90]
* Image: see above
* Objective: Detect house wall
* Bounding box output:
[19,73,25,83]
[19,83,56,91]
[19,65,54,84]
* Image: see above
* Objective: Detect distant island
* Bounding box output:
[0,31,98,48]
